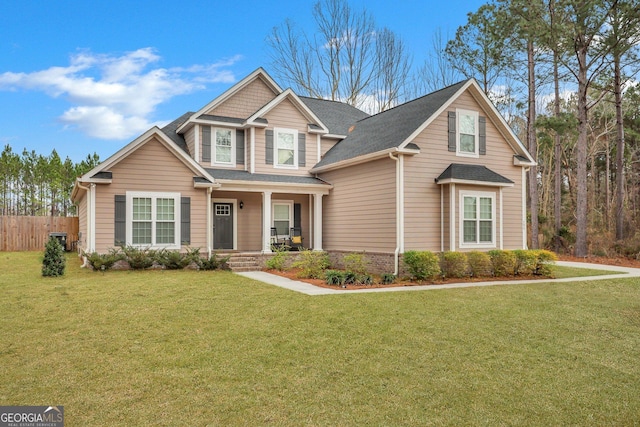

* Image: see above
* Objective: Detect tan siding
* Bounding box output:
[184,126,195,161]
[403,90,525,251]
[209,77,277,118]
[320,158,396,252]
[321,137,339,159]
[254,99,316,176]
[93,137,208,253]
[77,192,87,252]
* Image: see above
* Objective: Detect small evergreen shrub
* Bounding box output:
[265,249,289,271]
[325,270,346,286]
[403,250,440,281]
[513,249,537,275]
[42,236,66,277]
[292,250,330,279]
[343,271,357,285]
[533,249,558,276]
[357,274,374,285]
[488,250,517,276]
[121,246,155,270]
[342,252,369,276]
[440,251,469,278]
[85,248,123,271]
[155,249,190,270]
[380,273,396,285]
[467,251,493,277]
[200,252,230,270]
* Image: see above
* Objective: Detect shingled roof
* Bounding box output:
[313,80,469,169]
[435,163,514,185]
[160,112,193,154]
[299,97,370,136]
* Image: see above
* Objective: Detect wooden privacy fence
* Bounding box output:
[0,216,79,251]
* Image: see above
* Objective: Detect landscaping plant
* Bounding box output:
[402,250,440,281]
[440,251,469,278]
[42,235,66,277]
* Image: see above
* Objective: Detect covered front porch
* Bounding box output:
[203,170,332,255]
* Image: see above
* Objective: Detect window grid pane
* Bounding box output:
[132,222,152,245]
[156,198,174,221]
[460,134,475,153]
[156,222,175,244]
[479,221,492,242]
[464,197,476,219]
[480,198,492,219]
[133,197,152,221]
[463,220,476,243]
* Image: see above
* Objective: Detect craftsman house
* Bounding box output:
[72,68,535,271]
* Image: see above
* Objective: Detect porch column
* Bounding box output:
[262,190,272,253]
[313,193,323,251]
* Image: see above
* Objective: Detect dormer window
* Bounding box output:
[275,128,298,168]
[214,128,235,165]
[457,109,479,157]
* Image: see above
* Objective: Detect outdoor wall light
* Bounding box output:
[239,201,244,209]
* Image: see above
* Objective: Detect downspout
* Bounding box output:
[522,167,530,249]
[389,153,400,276]
[75,181,91,267]
[207,187,213,258]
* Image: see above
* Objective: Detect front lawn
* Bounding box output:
[1,252,639,425]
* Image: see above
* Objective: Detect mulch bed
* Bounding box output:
[264,268,552,291]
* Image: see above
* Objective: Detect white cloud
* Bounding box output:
[0,48,242,140]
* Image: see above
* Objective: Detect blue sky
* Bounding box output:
[0,0,485,163]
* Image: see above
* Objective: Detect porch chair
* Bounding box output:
[288,227,304,251]
[271,227,285,251]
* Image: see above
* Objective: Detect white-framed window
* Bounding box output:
[459,191,495,248]
[274,128,298,168]
[214,128,235,166]
[127,191,181,249]
[457,109,479,157]
[272,201,293,237]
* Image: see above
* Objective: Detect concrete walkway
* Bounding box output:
[236,261,640,296]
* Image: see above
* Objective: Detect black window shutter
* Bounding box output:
[298,133,306,167]
[265,129,274,165]
[294,203,302,229]
[114,195,126,246]
[202,126,211,162]
[448,111,456,152]
[236,129,245,165]
[181,197,190,245]
[479,116,486,155]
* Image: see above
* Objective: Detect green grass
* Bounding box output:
[1,252,640,426]
[551,264,625,278]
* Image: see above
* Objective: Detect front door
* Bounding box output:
[213,202,233,249]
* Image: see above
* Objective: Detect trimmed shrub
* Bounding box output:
[342,252,369,276]
[292,250,330,279]
[200,252,230,271]
[266,249,289,271]
[155,249,191,270]
[403,250,441,281]
[488,250,517,276]
[513,249,537,275]
[440,251,469,278]
[42,236,66,277]
[121,246,155,270]
[467,251,493,277]
[380,273,396,285]
[85,248,123,271]
[533,249,558,276]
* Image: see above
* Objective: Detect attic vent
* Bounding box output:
[348,125,356,133]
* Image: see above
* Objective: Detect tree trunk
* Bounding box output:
[527,39,539,249]
[553,52,563,253]
[575,43,589,257]
[614,54,625,240]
